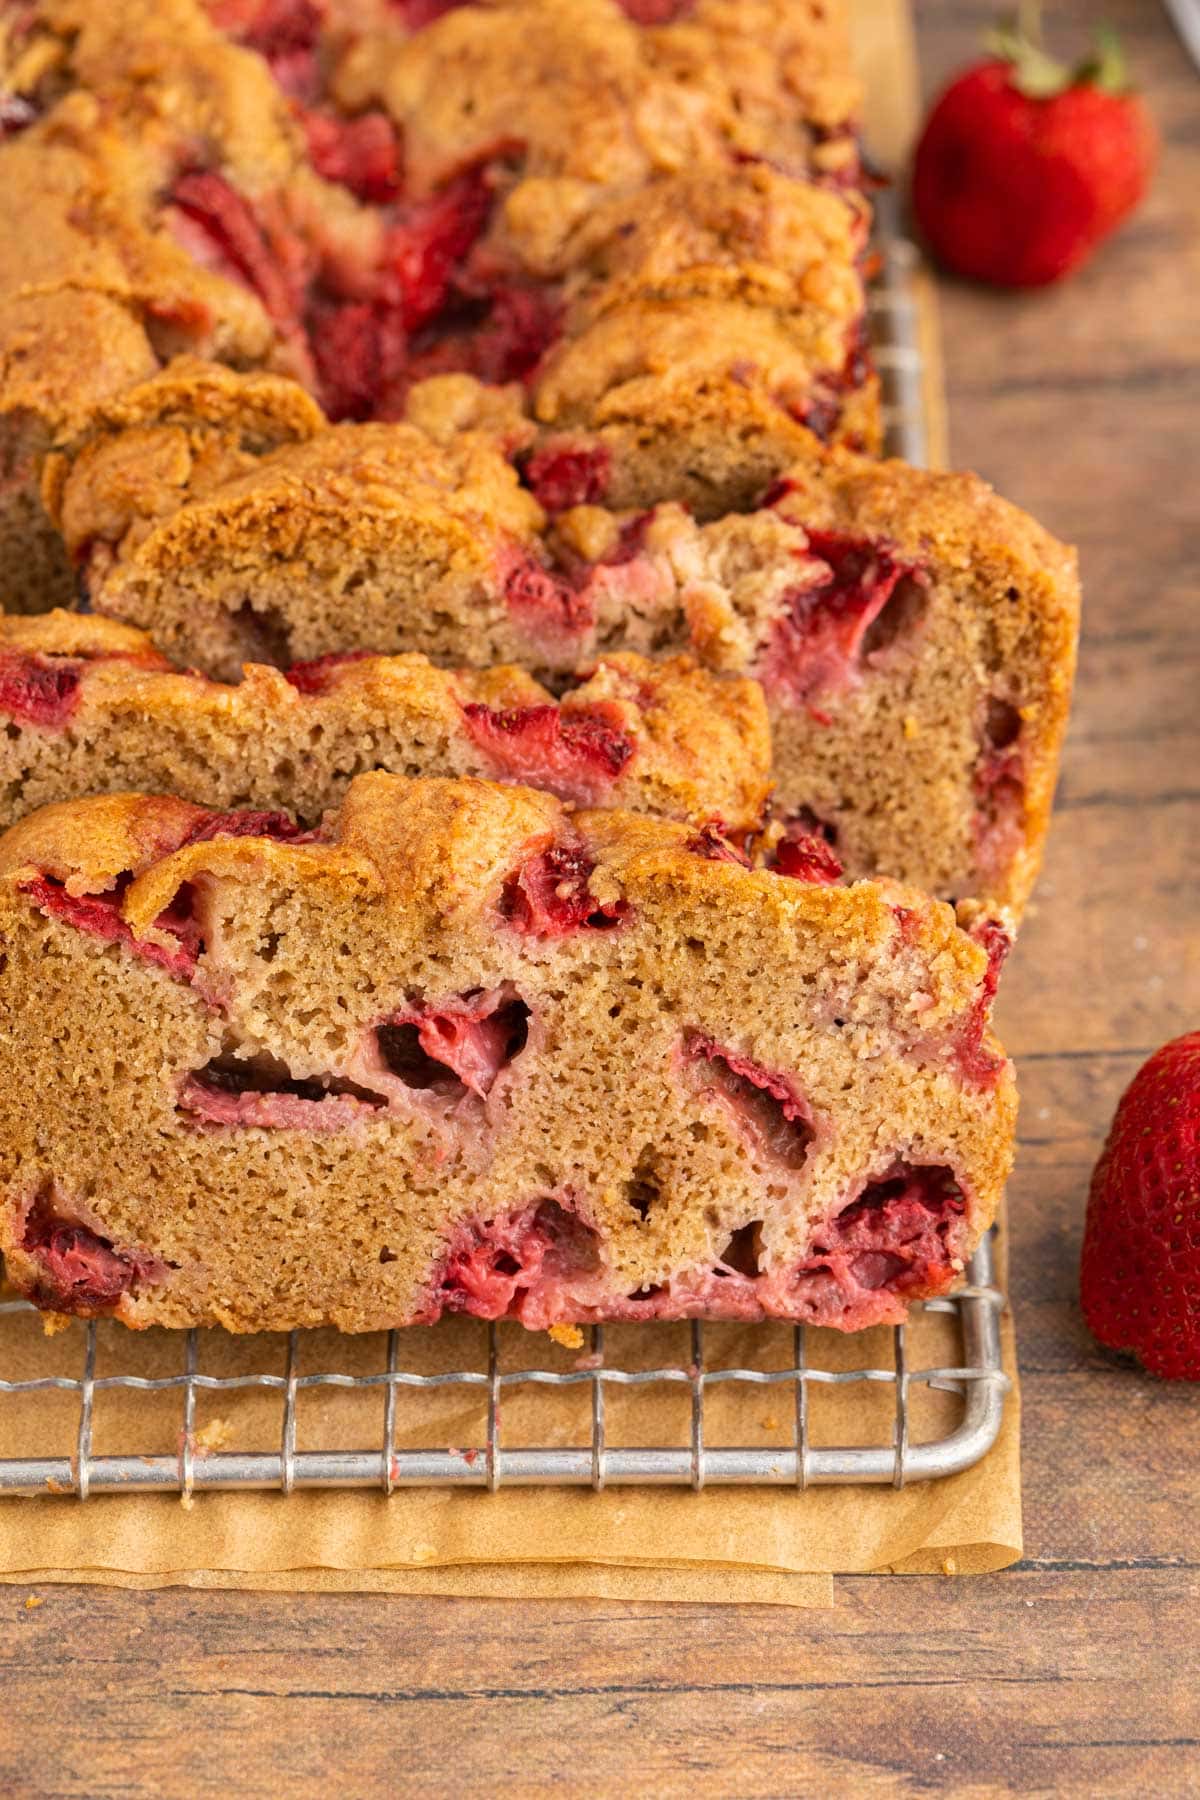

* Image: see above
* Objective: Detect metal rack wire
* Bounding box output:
[872,189,930,467]
[0,1233,1008,1498]
[0,206,1012,1499]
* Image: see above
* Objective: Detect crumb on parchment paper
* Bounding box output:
[548,1323,584,1350]
[195,1415,233,1452]
[23,1596,44,1611]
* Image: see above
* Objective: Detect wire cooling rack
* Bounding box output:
[872,188,930,467]
[0,1234,1008,1498]
[0,204,1011,1498]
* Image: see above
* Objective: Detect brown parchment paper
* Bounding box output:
[0,0,1020,1603]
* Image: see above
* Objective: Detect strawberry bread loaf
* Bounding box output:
[0,611,772,834]
[52,369,1080,911]
[0,0,874,611]
[0,774,1016,1334]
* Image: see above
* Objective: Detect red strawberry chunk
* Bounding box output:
[890,903,921,945]
[783,322,872,443]
[307,297,409,423]
[20,874,203,978]
[1081,1032,1200,1381]
[19,818,308,976]
[30,1226,138,1308]
[0,94,37,140]
[462,701,633,804]
[181,808,308,845]
[790,391,842,444]
[684,1033,815,1170]
[302,108,403,203]
[306,155,543,417]
[152,881,207,969]
[499,841,627,937]
[956,916,1011,1087]
[502,550,596,649]
[0,649,82,728]
[606,512,655,566]
[435,1215,536,1317]
[382,165,495,334]
[207,0,323,98]
[284,648,377,693]
[787,1162,968,1326]
[758,475,795,509]
[178,1061,383,1130]
[686,824,751,866]
[522,442,612,513]
[769,811,844,884]
[973,753,1024,857]
[391,0,470,24]
[404,280,561,390]
[760,530,916,714]
[433,1198,601,1322]
[616,0,696,21]
[817,318,872,405]
[169,170,310,336]
[380,992,530,1098]
[973,696,1025,878]
[208,0,323,55]
[21,877,139,948]
[21,1204,164,1314]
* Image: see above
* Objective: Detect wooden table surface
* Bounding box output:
[4,3,1198,1794]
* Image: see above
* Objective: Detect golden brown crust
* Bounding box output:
[41,358,325,561]
[333,0,861,194]
[505,161,865,304]
[648,1,862,140]
[0,0,874,611]
[0,93,306,365]
[0,608,160,660]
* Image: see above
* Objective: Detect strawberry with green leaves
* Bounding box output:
[912,3,1157,287]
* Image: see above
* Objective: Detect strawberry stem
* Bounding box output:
[986,5,1072,99]
[987,6,1133,99]
[1082,24,1130,95]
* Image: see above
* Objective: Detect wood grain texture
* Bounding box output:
[2,2,1199,1794]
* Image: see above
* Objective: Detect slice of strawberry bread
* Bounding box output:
[55,378,1079,911]
[0,611,771,834]
[0,774,1015,1334]
[0,0,874,611]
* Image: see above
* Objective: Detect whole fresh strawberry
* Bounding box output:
[912,5,1156,287]
[1081,1032,1200,1380]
